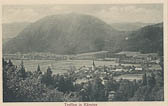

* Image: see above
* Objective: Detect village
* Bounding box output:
[2,50,163,101]
[70,52,161,84]
[3,51,162,85]
[64,51,162,101]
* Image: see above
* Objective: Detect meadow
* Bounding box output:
[12,59,119,74]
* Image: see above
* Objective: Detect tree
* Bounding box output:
[47,66,52,76]
[142,73,147,86]
[37,64,42,74]
[115,80,135,101]
[43,89,64,102]
[18,60,26,79]
[3,60,65,102]
[64,92,81,102]
[33,64,42,78]
[57,75,66,92]
[130,86,151,101]
[8,59,13,66]
[90,77,106,101]
[3,60,22,102]
[147,72,156,88]
[157,45,164,86]
[41,66,53,87]
[3,58,7,67]
[104,77,119,99]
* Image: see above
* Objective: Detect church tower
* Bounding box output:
[92,59,96,71]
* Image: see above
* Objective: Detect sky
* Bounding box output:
[2,4,163,24]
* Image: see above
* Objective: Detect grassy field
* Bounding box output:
[12,60,119,74]
[12,59,142,76]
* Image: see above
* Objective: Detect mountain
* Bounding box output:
[118,23,163,53]
[110,22,153,31]
[2,22,30,43]
[3,13,122,54]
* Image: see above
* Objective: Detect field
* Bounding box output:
[12,59,142,77]
[12,60,119,74]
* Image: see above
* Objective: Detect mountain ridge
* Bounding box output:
[3,13,163,55]
[3,13,122,54]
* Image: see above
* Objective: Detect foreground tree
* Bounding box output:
[41,66,53,87]
[18,60,26,79]
[90,77,106,101]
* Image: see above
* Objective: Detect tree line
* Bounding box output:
[3,59,164,102]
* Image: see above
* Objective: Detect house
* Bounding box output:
[102,79,108,85]
[75,78,89,84]
[115,68,123,72]
[148,64,162,71]
[135,67,143,71]
[108,91,116,101]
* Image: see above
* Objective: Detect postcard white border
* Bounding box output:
[0,0,167,106]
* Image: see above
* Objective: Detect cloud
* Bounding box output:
[49,6,73,14]
[3,8,41,23]
[94,5,163,23]
[3,6,76,23]
[2,5,163,23]
[2,6,69,23]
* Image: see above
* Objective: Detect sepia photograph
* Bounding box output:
[2,3,165,102]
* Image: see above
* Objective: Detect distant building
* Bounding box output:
[102,79,108,85]
[148,64,162,71]
[108,91,116,101]
[115,68,123,72]
[135,67,143,71]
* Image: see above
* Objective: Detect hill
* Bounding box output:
[3,13,122,54]
[3,13,163,55]
[2,22,30,43]
[110,22,153,31]
[118,23,163,54]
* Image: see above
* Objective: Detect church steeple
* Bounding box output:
[93,60,95,67]
[92,59,96,71]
